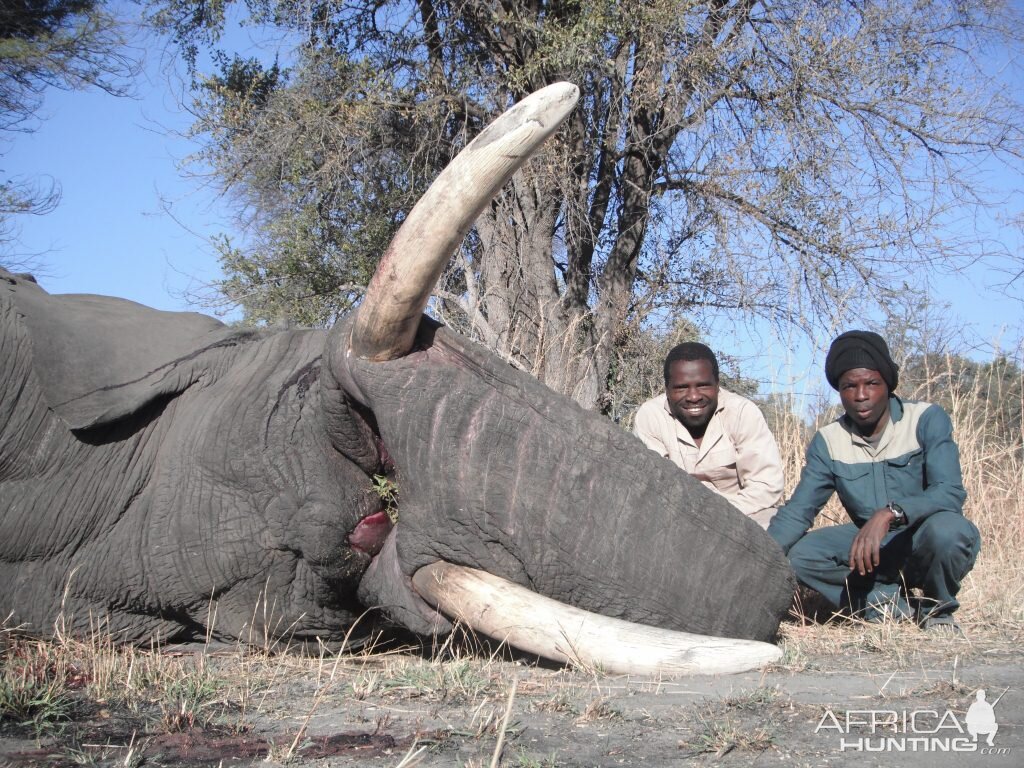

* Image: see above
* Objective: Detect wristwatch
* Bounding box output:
[887,501,907,529]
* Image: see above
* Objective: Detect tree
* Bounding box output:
[149,0,1024,412]
[0,0,136,260]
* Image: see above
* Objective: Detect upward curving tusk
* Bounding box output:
[412,562,784,677]
[349,82,580,361]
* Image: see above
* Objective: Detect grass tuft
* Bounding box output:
[0,636,76,736]
[679,698,776,757]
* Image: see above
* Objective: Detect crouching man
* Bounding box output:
[767,331,981,631]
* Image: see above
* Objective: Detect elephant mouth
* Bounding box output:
[347,510,393,557]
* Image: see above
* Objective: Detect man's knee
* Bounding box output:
[913,512,980,560]
[788,529,845,580]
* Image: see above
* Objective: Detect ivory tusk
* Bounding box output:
[350,82,580,361]
[412,561,783,677]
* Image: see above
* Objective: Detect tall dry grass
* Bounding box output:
[906,355,1024,631]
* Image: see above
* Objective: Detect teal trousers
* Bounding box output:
[787,511,980,620]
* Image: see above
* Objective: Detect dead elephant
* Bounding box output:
[0,84,794,675]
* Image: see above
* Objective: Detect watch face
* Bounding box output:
[888,503,906,527]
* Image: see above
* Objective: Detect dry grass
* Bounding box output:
[677,697,777,757]
[0,619,275,738]
[0,618,538,765]
[941,397,1024,636]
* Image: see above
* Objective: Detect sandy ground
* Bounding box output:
[1,632,1021,767]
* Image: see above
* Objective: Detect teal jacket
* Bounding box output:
[768,396,967,554]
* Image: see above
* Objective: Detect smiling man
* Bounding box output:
[767,331,981,631]
[633,342,784,528]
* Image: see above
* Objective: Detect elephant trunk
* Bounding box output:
[346,82,579,362]
[343,322,795,667]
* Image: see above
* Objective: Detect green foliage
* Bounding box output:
[209,53,280,109]
[145,0,230,72]
[355,656,495,704]
[681,701,776,756]
[157,666,222,731]
[0,0,135,130]
[680,690,781,756]
[372,473,399,524]
[512,751,559,768]
[192,46,438,327]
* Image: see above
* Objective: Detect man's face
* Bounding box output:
[666,359,719,436]
[838,367,890,437]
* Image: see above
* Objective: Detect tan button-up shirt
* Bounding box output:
[632,388,784,526]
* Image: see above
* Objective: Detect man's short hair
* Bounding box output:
[664,342,719,384]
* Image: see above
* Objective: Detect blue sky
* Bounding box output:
[3,6,1022,394]
[3,54,232,314]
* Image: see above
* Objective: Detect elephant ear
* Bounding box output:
[2,270,244,430]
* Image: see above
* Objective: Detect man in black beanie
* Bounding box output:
[768,331,981,631]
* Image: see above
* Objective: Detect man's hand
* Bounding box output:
[849,507,894,576]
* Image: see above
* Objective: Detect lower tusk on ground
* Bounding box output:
[411,561,783,676]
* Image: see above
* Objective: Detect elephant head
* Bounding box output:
[0,84,794,675]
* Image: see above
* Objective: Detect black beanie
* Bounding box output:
[824,330,899,391]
